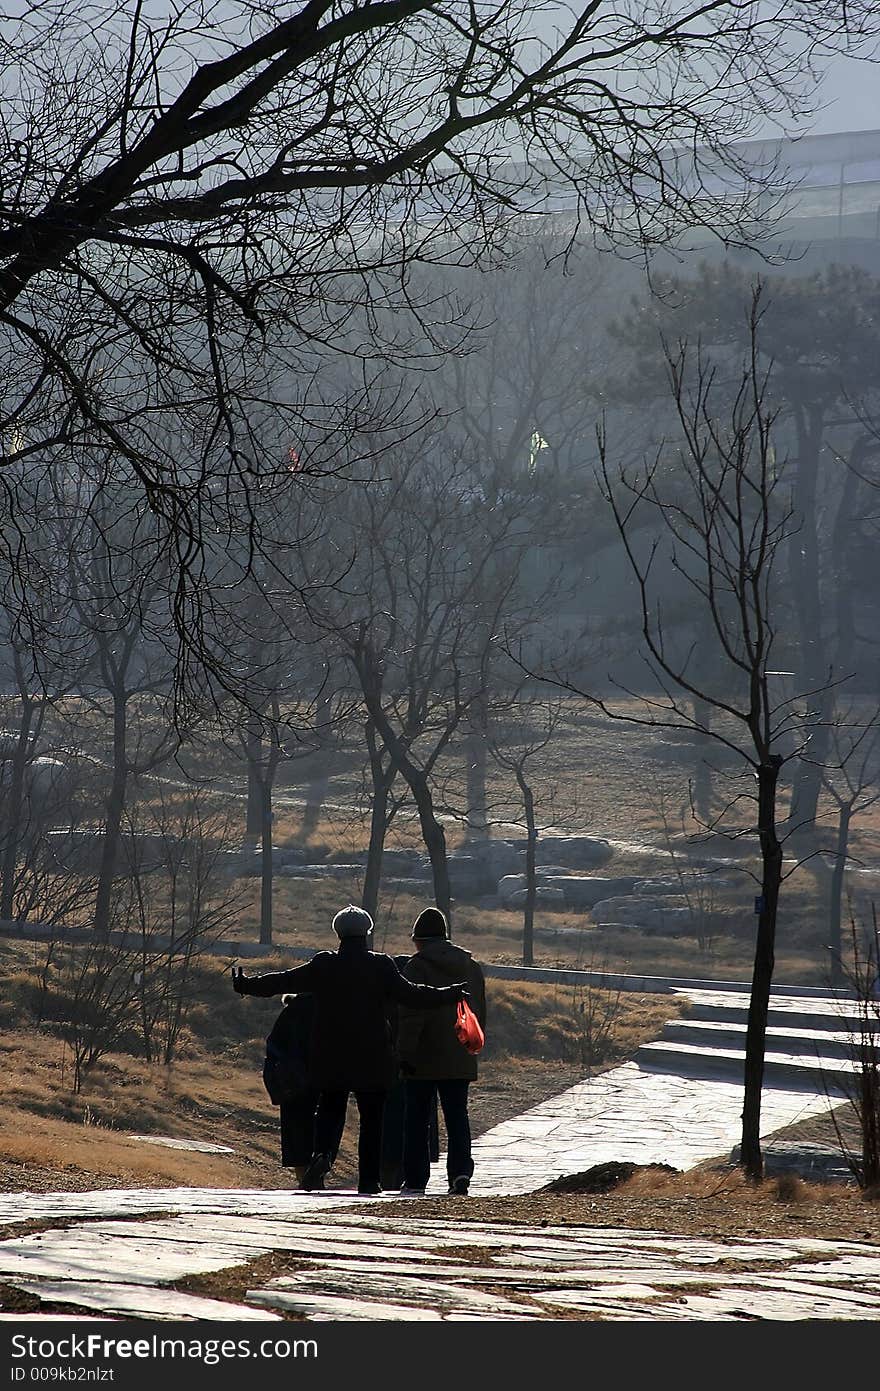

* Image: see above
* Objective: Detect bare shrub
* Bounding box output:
[773,1172,809,1203]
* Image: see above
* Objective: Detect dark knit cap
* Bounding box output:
[411,907,449,940]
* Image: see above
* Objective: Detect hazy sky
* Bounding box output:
[809,54,879,135]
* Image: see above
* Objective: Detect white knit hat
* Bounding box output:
[332,904,374,938]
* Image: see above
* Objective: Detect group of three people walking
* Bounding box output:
[232,903,487,1197]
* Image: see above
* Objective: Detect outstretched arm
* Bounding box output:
[232,958,322,998]
[384,958,468,1008]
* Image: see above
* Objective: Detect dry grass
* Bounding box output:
[616,1164,831,1205]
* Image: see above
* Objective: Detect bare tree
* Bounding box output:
[126,786,241,1066]
[229,660,334,946]
[55,929,143,1093]
[436,242,614,838]
[544,289,841,1180]
[644,771,726,957]
[2,0,877,690]
[488,699,565,966]
[63,474,178,939]
[305,437,566,924]
[818,704,880,986]
[611,263,880,838]
[826,909,880,1193]
[0,465,95,926]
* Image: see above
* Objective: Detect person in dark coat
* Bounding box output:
[397,906,487,1197]
[232,904,468,1195]
[262,994,343,1186]
[379,957,440,1190]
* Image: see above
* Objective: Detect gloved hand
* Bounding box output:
[448,983,470,1003]
[231,965,248,994]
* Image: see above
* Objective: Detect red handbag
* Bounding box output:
[454,999,485,1055]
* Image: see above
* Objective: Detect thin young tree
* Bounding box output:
[488,699,565,966]
[126,785,242,1066]
[826,909,880,1192]
[818,705,880,986]
[309,437,563,925]
[611,263,880,838]
[553,288,839,1180]
[63,473,178,940]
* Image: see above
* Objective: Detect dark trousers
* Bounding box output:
[314,1088,387,1191]
[281,1090,346,1170]
[403,1078,473,1191]
[380,1082,440,1190]
[279,1091,320,1168]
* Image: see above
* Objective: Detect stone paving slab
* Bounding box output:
[0,1226,269,1284]
[642,1285,880,1321]
[245,1292,444,1321]
[253,1270,538,1317]
[637,1039,856,1079]
[127,1135,236,1154]
[236,1212,880,1322]
[671,986,856,1016]
[8,1280,284,1322]
[0,1314,114,1323]
[0,1189,365,1226]
[661,1019,857,1050]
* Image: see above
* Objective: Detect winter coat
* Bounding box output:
[237,937,462,1091]
[262,994,315,1104]
[397,939,487,1081]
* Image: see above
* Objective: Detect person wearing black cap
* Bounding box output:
[231,904,468,1196]
[397,906,487,1197]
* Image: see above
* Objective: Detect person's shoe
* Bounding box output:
[301,1153,331,1191]
[357,1183,382,1196]
[448,1175,470,1196]
[398,1186,425,1197]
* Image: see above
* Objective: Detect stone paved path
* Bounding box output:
[464,981,857,1195]
[1,977,876,1322]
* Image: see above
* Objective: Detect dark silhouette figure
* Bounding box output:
[232,904,468,1195]
[398,907,487,1196]
[262,994,343,1184]
[380,956,440,1190]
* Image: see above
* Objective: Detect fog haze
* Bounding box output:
[806,54,878,135]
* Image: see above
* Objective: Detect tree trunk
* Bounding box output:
[521,775,536,968]
[301,688,333,842]
[787,408,829,838]
[362,723,395,921]
[831,452,863,676]
[690,694,713,825]
[259,778,273,946]
[828,804,851,988]
[411,772,453,927]
[463,695,489,845]
[353,649,457,926]
[93,690,127,941]
[245,716,263,840]
[740,757,783,1182]
[0,695,34,920]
